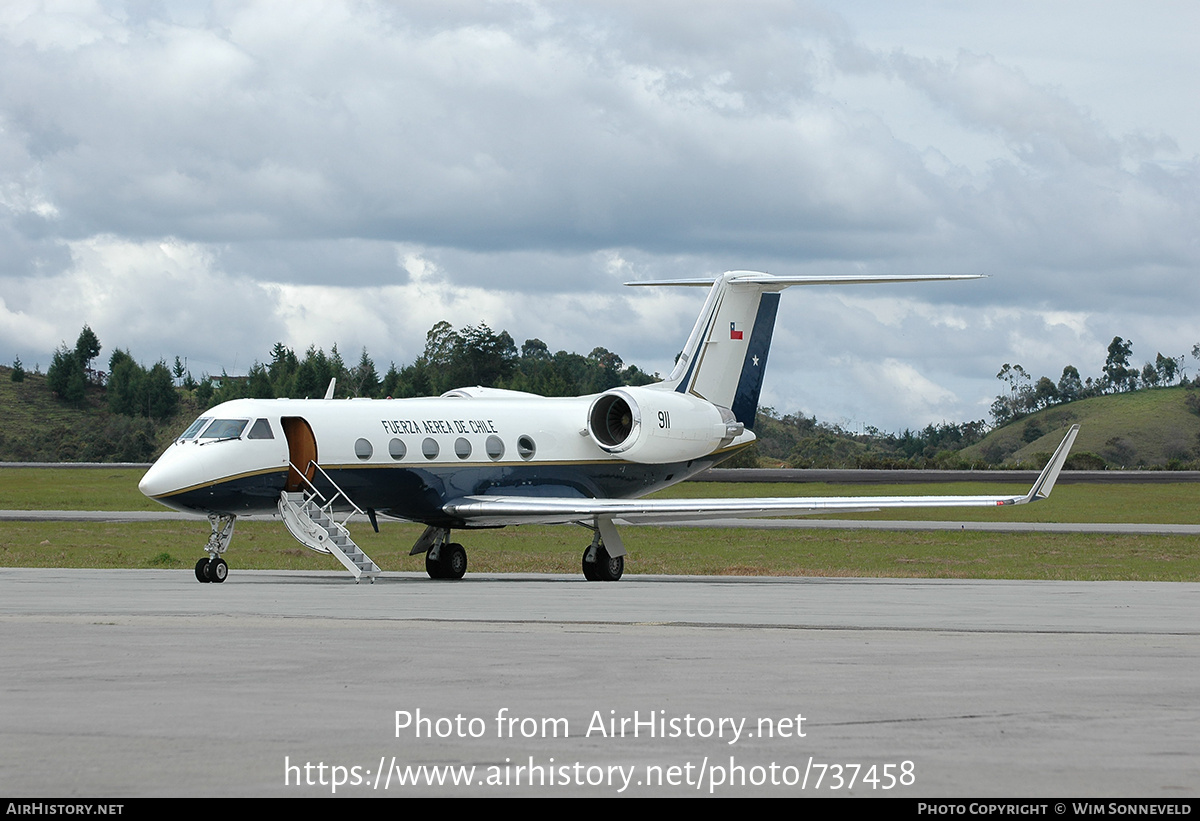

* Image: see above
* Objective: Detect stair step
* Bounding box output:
[278,489,380,582]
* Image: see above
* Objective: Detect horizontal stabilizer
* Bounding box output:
[627,273,985,288]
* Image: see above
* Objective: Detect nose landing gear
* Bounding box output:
[194,514,235,583]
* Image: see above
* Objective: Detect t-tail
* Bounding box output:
[629,271,984,430]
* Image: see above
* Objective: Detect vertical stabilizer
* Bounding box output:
[630,272,783,429]
[627,272,984,431]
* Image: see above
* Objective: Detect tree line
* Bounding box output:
[16,324,1200,469]
[34,326,180,421]
[739,410,989,470]
[192,321,658,407]
[990,336,1192,426]
[25,321,658,419]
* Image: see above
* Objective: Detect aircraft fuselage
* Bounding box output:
[139,393,743,527]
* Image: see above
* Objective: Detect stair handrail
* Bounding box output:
[287,459,365,528]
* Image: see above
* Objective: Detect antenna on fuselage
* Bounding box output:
[323,378,336,400]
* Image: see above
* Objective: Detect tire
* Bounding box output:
[195,558,212,583]
[595,546,623,582]
[442,543,467,580]
[209,557,228,583]
[425,550,444,579]
[582,547,599,581]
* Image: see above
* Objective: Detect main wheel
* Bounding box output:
[595,546,623,582]
[195,558,212,583]
[442,543,467,580]
[582,547,599,581]
[208,557,228,583]
[425,550,444,579]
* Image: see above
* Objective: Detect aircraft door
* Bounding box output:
[281,417,318,492]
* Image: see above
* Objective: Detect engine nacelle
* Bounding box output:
[587,387,744,464]
[440,386,540,399]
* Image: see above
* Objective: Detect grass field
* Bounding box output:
[7,466,1200,523]
[3,519,1198,581]
[0,467,159,511]
[2,467,1198,580]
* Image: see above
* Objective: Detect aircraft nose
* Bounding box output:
[139,451,184,499]
[138,461,165,498]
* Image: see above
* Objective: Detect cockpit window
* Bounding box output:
[179,417,212,441]
[247,419,274,440]
[199,419,249,440]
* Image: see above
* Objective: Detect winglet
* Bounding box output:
[1019,424,1080,504]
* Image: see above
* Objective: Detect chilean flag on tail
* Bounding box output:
[729,321,743,340]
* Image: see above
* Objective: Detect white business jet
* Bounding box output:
[139,272,1079,584]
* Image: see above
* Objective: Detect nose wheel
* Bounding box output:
[195,557,228,583]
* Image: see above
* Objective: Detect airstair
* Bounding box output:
[278,461,380,583]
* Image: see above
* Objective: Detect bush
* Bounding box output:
[1064,452,1107,470]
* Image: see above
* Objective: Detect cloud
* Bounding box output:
[890,50,1119,166]
[0,1,1197,429]
[0,2,948,254]
[0,235,283,374]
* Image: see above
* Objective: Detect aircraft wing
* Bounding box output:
[444,425,1080,527]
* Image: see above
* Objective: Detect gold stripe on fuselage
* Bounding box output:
[149,466,288,499]
[148,441,752,499]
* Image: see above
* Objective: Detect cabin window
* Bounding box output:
[179,417,211,441]
[199,419,248,440]
[422,438,439,460]
[454,437,471,459]
[517,435,536,460]
[389,438,407,460]
[485,435,504,461]
[247,419,274,440]
[354,438,373,460]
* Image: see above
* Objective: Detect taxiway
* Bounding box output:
[1,568,1197,796]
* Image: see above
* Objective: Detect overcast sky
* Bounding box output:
[2,1,1197,431]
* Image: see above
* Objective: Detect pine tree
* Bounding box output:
[47,346,86,405]
[74,325,101,381]
[352,348,380,398]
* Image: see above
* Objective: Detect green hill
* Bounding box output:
[960,386,1200,469]
[0,366,197,462]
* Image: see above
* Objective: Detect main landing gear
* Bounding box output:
[426,541,467,580]
[411,519,627,582]
[413,527,468,580]
[582,538,623,582]
[580,517,625,582]
[195,514,235,584]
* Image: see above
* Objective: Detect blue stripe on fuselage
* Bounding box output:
[153,453,746,526]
